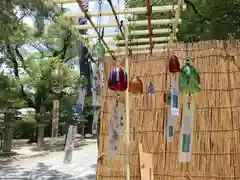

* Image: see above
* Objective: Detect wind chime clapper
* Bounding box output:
[107,64,128,156]
[129,75,143,142]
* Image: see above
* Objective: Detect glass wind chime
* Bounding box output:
[107,64,128,155]
[164,42,201,163]
[129,76,143,142]
[164,54,180,143]
[90,0,105,135]
[179,42,200,162]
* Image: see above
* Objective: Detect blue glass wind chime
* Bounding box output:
[73,0,90,121]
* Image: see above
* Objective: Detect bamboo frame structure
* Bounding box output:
[75,0,116,60]
[123,19,131,180]
[80,28,178,38]
[146,0,153,54]
[106,48,168,56]
[110,43,167,51]
[117,36,175,44]
[66,5,186,17]
[53,1,187,180]
[54,0,96,3]
[72,19,182,29]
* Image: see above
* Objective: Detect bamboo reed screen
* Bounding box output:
[97,40,240,180]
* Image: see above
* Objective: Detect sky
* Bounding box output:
[63,0,125,47]
[23,0,125,48]
[0,1,125,74]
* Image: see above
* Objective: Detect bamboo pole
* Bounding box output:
[117,36,175,44]
[110,43,167,51]
[66,5,186,17]
[106,48,167,57]
[81,28,177,38]
[124,19,130,180]
[75,0,116,60]
[54,0,96,3]
[72,19,182,29]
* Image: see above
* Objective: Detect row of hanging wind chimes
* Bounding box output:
[165,52,201,162]
[107,63,146,154]
[106,50,201,162]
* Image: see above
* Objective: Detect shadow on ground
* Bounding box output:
[0,161,97,180]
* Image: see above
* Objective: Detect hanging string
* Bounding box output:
[98,0,103,42]
[106,0,124,38]
[185,42,190,64]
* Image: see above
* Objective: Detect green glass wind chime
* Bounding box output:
[179,43,201,95]
[91,0,105,61]
[90,0,106,146]
[179,42,201,163]
[164,42,201,105]
[164,40,201,163]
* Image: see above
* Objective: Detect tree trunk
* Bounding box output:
[37,123,46,148]
[3,123,13,152]
[27,127,38,144]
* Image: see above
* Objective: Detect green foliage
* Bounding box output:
[0,0,58,41]
[0,73,26,108]
[0,6,92,140]
[127,0,240,41]
[13,116,36,139]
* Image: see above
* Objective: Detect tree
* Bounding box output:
[0,14,84,142]
[0,73,26,109]
[126,0,240,41]
[0,0,59,42]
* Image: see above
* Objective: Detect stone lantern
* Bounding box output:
[77,116,87,141]
[3,108,16,153]
[71,104,87,140]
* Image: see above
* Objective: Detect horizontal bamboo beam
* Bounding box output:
[81,28,177,38]
[66,5,186,18]
[111,43,167,51]
[106,48,167,57]
[117,36,175,44]
[53,0,96,3]
[73,19,181,30]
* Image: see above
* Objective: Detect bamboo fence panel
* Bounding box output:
[97,40,240,180]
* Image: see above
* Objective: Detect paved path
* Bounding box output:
[0,143,98,180]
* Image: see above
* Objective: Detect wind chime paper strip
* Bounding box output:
[118,102,124,137]
[92,110,100,135]
[112,104,124,137]
[90,60,102,135]
[91,61,101,107]
[107,102,124,156]
[167,111,175,142]
[179,103,195,162]
[108,119,117,156]
[51,100,59,145]
[76,86,86,116]
[63,125,77,163]
[171,78,179,116]
[132,109,137,142]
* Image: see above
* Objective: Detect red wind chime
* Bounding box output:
[108,64,128,91]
